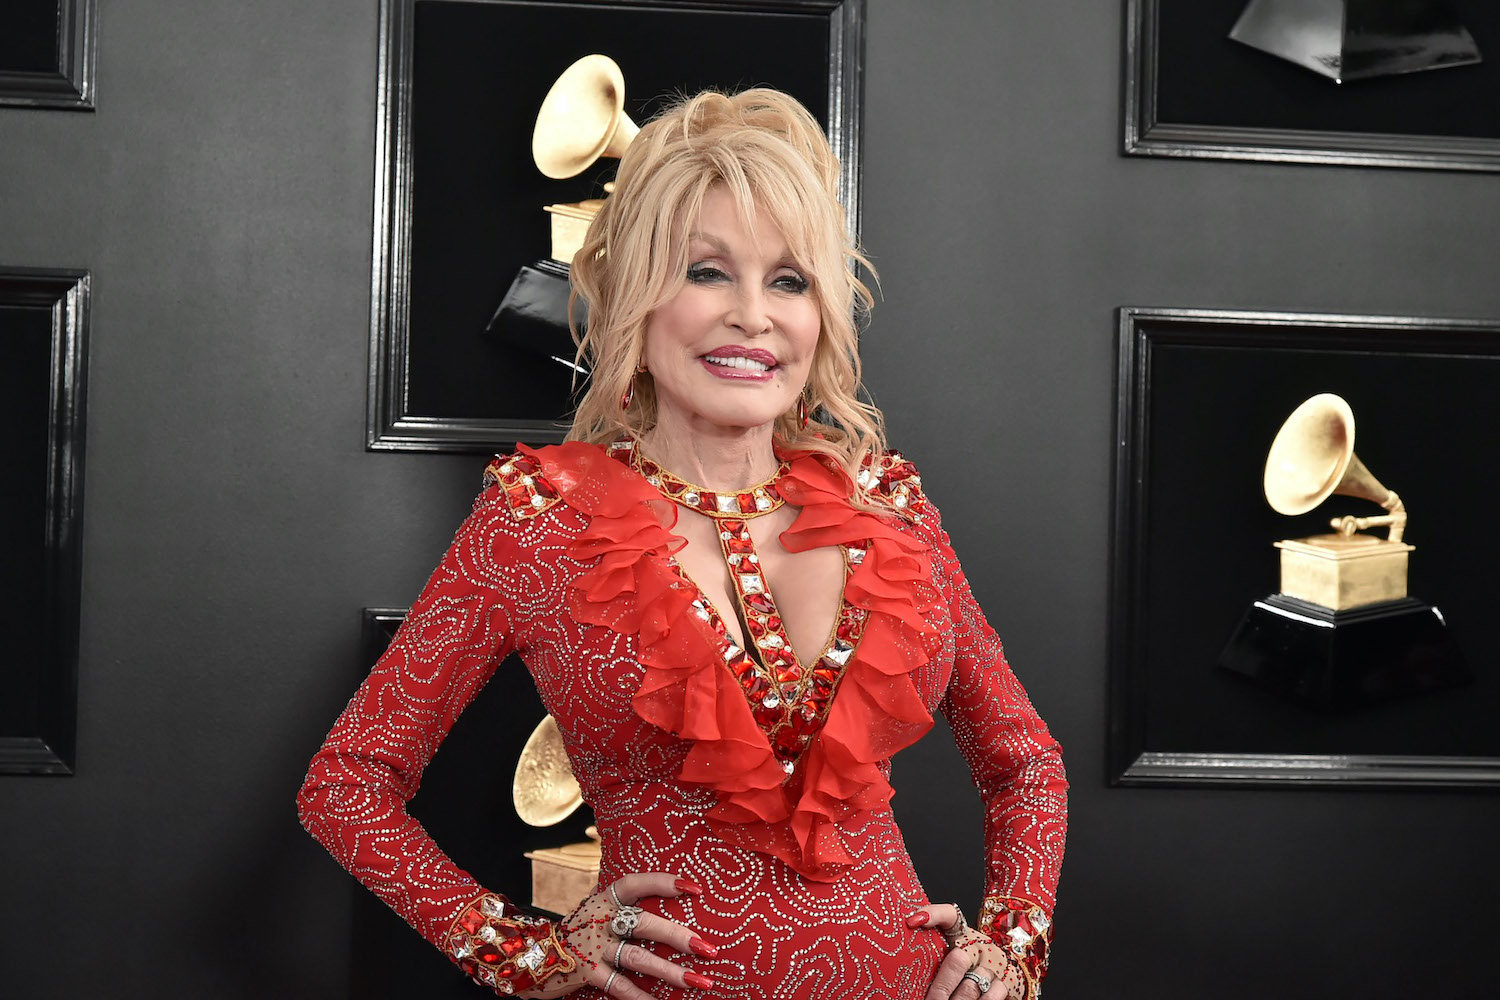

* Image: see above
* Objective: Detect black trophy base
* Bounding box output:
[1218,594,1468,709]
[486,258,586,366]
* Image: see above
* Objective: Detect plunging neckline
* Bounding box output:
[609,441,872,769]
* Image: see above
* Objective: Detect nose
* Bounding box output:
[727,283,773,336]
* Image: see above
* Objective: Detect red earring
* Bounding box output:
[619,377,635,411]
[797,395,809,430]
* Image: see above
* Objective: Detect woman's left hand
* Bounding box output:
[907,903,1018,1000]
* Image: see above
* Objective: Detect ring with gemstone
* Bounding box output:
[613,938,629,968]
[604,969,620,995]
[608,882,626,909]
[961,970,992,994]
[610,904,644,939]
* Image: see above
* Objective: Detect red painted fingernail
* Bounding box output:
[685,971,715,989]
[689,936,718,958]
[905,912,930,928]
[674,878,704,895]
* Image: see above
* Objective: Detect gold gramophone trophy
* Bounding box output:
[1217,393,1465,707]
[487,54,637,361]
[513,715,600,915]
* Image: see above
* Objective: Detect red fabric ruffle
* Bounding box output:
[525,441,941,881]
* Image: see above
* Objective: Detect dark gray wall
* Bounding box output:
[1,1,1496,997]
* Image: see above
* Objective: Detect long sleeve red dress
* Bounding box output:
[297,440,1067,1000]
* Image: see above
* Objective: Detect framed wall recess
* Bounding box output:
[368,0,865,452]
[1110,306,1500,788]
[0,266,89,775]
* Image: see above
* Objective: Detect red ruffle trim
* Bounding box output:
[523,441,941,882]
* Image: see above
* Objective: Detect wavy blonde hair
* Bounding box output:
[566,87,885,490]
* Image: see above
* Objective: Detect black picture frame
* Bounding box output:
[0,267,89,775]
[0,0,96,111]
[368,0,866,453]
[1109,306,1500,788]
[350,609,597,996]
[1123,0,1500,171]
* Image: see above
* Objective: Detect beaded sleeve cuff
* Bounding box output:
[978,895,1052,1000]
[445,893,576,996]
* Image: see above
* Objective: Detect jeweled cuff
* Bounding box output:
[978,895,1052,1000]
[445,892,576,996]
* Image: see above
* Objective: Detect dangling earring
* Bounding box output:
[620,364,647,411]
[797,394,810,430]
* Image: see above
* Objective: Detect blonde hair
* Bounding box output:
[566,87,886,492]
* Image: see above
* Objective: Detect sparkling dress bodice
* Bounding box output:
[298,442,1067,999]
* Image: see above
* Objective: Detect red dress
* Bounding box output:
[298,441,1067,999]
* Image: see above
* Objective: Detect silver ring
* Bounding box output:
[613,938,629,968]
[608,882,626,909]
[962,970,993,994]
[604,969,620,995]
[610,904,643,938]
[942,904,969,945]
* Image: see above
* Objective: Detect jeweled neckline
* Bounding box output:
[616,440,790,519]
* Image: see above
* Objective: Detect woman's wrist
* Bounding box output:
[445,892,577,995]
[977,895,1052,999]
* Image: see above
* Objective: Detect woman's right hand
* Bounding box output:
[522,872,719,999]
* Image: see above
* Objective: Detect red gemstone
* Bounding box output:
[697,494,717,511]
[511,455,539,475]
[459,910,485,934]
[532,478,558,499]
[744,593,775,615]
[766,615,782,631]
[721,519,745,533]
[737,493,756,513]
[725,535,755,555]
[476,944,502,964]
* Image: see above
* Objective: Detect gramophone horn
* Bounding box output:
[532,54,640,180]
[1263,393,1404,540]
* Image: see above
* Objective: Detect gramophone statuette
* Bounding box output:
[1263,393,1413,610]
[1217,392,1465,707]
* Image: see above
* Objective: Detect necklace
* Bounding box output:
[615,440,870,774]
[633,453,790,519]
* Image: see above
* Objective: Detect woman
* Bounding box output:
[298,88,1066,1000]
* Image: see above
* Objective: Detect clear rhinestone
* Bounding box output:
[518,942,546,971]
[857,469,873,488]
[740,575,763,594]
[846,547,866,564]
[478,967,498,986]
[824,640,854,666]
[755,494,773,511]
[728,553,742,566]
[893,492,908,507]
[647,476,661,487]
[451,934,474,960]
[748,553,758,563]
[521,475,533,485]
[725,641,743,659]
[478,925,498,943]
[780,759,795,774]
[720,531,732,541]
[716,494,738,513]
[500,462,514,475]
[684,491,699,504]
[760,634,784,649]
[481,897,507,918]
[762,692,781,708]
[530,495,546,508]
[1032,910,1050,932]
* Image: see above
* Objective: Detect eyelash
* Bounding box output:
[686,263,810,294]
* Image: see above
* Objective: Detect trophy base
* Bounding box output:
[1274,533,1412,610]
[1217,594,1468,709]
[486,259,583,368]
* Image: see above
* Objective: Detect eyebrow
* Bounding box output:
[686,231,731,253]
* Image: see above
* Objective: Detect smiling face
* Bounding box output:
[641,184,822,438]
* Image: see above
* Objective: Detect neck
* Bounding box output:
[639,415,779,491]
